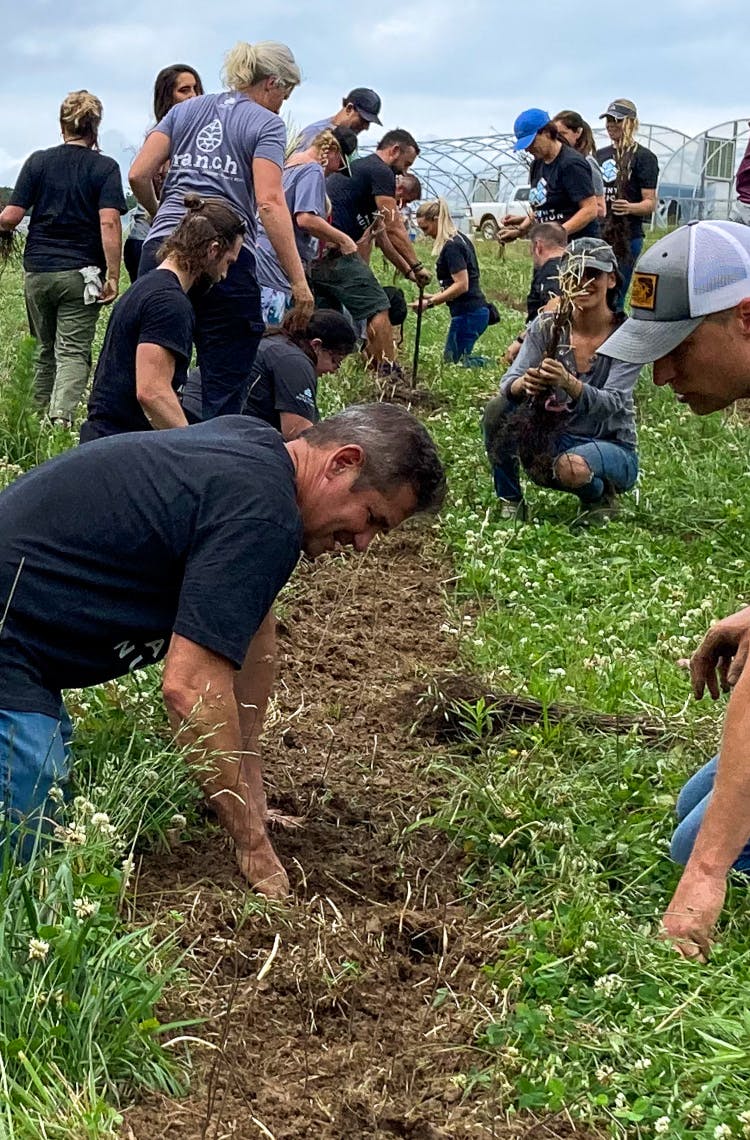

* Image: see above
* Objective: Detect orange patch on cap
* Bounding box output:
[631,272,658,311]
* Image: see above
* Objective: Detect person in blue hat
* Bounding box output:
[498,108,599,248]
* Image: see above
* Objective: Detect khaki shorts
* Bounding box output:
[310,252,390,323]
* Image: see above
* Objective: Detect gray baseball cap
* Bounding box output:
[564,237,618,275]
[599,221,750,364]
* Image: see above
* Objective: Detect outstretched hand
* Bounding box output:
[690,606,750,700]
[660,868,726,962]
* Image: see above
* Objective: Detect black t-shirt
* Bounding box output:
[243,336,319,431]
[327,153,396,241]
[11,145,127,273]
[0,419,302,718]
[80,270,195,441]
[527,256,562,321]
[529,147,599,237]
[435,234,487,316]
[596,143,659,239]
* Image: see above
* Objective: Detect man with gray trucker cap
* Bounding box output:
[599,220,750,960]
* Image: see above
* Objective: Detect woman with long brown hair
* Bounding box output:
[552,109,606,219]
[0,90,126,426]
[124,64,204,282]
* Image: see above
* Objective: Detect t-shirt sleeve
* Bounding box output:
[173,515,300,667]
[635,148,659,190]
[253,114,287,169]
[562,153,596,203]
[272,352,319,420]
[137,291,194,361]
[440,238,470,277]
[587,157,605,197]
[98,161,128,213]
[291,165,326,218]
[152,104,177,140]
[370,161,397,199]
[9,153,41,209]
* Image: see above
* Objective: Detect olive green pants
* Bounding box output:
[24,270,101,421]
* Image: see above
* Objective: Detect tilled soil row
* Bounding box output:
[124,529,517,1140]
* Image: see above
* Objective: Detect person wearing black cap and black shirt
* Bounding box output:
[596,99,659,303]
[296,87,383,151]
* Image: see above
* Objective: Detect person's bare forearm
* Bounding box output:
[100,221,122,282]
[130,176,160,219]
[138,386,189,430]
[297,214,352,251]
[563,202,598,236]
[384,217,420,267]
[685,671,750,877]
[259,201,308,286]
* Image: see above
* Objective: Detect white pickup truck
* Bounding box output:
[468,186,533,240]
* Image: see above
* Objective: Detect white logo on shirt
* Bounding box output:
[601,158,617,184]
[530,179,548,207]
[197,118,224,153]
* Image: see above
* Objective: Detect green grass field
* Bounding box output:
[1,237,750,1138]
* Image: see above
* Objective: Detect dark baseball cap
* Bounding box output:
[599,221,750,364]
[600,99,637,121]
[344,87,382,124]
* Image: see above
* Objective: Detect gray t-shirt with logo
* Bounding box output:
[254,163,327,294]
[147,92,286,250]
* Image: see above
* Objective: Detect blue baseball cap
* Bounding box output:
[513,108,550,151]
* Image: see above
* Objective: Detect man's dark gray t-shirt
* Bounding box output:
[243,336,319,430]
[0,419,302,718]
[327,153,396,241]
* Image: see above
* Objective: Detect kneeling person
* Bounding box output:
[80,195,245,441]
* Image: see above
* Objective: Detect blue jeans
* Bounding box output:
[618,237,644,309]
[670,754,750,872]
[444,307,489,365]
[489,427,638,504]
[0,706,72,855]
[139,242,264,419]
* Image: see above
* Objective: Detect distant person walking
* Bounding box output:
[124,64,204,282]
[596,99,659,303]
[129,41,313,420]
[731,126,750,225]
[0,91,126,426]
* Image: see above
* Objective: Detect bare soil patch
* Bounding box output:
[123,531,586,1140]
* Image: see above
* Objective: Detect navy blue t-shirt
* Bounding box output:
[80,269,195,441]
[327,153,396,241]
[0,419,302,717]
[10,144,127,273]
[529,146,599,237]
[243,336,319,431]
[435,234,487,316]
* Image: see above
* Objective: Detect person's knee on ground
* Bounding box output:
[365,309,395,365]
[553,452,593,490]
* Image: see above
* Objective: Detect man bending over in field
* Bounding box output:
[0,405,445,898]
[599,220,750,960]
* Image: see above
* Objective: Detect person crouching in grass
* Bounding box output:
[483,238,642,527]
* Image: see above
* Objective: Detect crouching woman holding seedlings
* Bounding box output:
[483,238,642,526]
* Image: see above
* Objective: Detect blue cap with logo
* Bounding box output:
[513,108,551,152]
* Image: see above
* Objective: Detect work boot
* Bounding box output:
[497,498,528,522]
[570,481,620,529]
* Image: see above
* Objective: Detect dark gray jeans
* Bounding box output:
[24,269,101,420]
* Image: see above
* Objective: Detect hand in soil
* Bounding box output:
[660,869,725,963]
[236,841,290,900]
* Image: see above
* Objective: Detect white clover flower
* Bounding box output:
[53,823,87,845]
[633,1056,652,1071]
[614,1092,628,1111]
[583,940,597,951]
[654,1116,670,1134]
[28,937,50,961]
[73,897,100,920]
[595,1064,613,1084]
[48,786,65,805]
[90,812,116,838]
[170,814,187,829]
[593,973,623,996]
[73,796,95,816]
[487,833,504,846]
[714,1126,732,1140]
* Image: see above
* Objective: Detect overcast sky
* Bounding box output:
[2,0,749,186]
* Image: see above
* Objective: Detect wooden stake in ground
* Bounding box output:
[411,283,425,388]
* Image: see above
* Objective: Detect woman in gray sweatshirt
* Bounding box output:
[483,238,642,526]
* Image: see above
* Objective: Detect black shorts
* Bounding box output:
[310,253,390,323]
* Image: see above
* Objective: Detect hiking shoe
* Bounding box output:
[497,498,528,521]
[570,482,620,529]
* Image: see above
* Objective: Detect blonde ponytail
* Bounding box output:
[416,197,457,255]
[59,90,103,148]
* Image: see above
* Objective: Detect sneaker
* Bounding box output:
[570,481,620,529]
[497,498,528,521]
